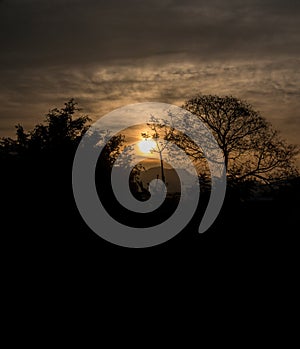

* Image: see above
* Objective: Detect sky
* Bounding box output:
[0,0,299,157]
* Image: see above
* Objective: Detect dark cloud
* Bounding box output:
[0,0,299,69]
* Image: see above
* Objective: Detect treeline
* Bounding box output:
[0,98,299,256]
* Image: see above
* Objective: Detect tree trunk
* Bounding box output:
[159,151,166,184]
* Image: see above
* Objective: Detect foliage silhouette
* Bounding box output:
[0,99,127,253]
[182,94,299,186]
[0,97,299,259]
[1,99,91,156]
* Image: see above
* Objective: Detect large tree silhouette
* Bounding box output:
[181,94,299,185]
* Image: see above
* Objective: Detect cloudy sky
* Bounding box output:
[0,0,299,153]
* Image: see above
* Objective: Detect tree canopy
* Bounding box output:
[182,94,299,185]
[1,96,298,189]
[0,99,90,157]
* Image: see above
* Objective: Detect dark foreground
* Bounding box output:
[1,154,299,273]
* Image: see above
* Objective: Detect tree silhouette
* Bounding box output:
[139,115,211,196]
[0,97,299,254]
[0,99,91,156]
[181,94,299,185]
[141,124,168,184]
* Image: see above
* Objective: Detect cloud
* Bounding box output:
[1,57,299,143]
[0,0,299,164]
[0,0,300,69]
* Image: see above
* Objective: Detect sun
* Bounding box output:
[138,139,156,154]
